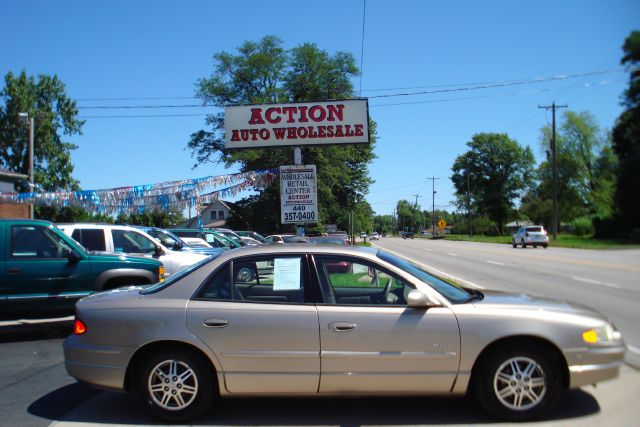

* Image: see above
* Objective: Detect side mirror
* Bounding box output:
[66,249,80,263]
[154,245,164,256]
[174,241,183,250]
[406,289,437,308]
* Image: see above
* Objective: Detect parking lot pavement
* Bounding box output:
[47,366,640,427]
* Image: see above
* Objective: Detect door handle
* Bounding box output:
[329,322,356,332]
[203,318,229,328]
[7,268,21,275]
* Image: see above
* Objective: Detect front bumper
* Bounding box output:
[564,344,626,388]
[63,334,132,391]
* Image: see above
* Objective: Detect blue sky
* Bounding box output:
[2,0,638,219]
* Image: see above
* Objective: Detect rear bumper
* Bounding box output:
[63,335,131,391]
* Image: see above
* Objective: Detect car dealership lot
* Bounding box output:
[2,239,640,426]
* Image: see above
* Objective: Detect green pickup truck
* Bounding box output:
[0,219,164,319]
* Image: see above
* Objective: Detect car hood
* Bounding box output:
[469,290,608,321]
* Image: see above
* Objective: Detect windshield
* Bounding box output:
[141,253,218,294]
[377,250,471,304]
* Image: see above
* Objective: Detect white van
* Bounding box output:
[58,223,207,277]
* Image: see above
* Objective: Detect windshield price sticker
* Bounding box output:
[280,165,318,224]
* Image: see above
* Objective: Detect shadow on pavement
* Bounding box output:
[0,319,73,343]
[28,384,600,426]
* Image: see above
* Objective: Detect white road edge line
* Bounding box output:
[572,276,621,289]
[371,244,485,290]
[487,260,505,266]
[627,345,640,356]
[447,252,457,257]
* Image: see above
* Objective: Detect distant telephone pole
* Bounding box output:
[539,102,567,241]
[427,177,440,237]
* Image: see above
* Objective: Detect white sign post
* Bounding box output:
[280,165,317,225]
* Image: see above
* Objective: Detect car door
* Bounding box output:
[313,255,461,393]
[4,224,94,315]
[186,254,320,394]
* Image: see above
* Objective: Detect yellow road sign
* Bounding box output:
[437,219,447,228]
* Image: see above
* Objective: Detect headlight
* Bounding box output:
[582,324,622,345]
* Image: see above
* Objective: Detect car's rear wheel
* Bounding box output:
[473,345,562,421]
[512,239,517,248]
[135,349,214,422]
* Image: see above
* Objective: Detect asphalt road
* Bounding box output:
[371,237,640,368]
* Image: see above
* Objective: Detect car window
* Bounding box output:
[526,227,543,232]
[197,256,306,304]
[377,250,471,304]
[72,228,106,251]
[11,225,73,259]
[315,256,410,306]
[112,229,156,254]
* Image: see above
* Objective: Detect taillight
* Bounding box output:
[74,318,87,335]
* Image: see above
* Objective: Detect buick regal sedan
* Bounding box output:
[63,245,625,422]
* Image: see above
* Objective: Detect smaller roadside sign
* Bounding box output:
[437,219,447,228]
[280,165,318,224]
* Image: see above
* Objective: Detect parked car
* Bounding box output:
[59,224,207,277]
[170,228,241,250]
[360,232,367,239]
[370,232,380,240]
[211,228,244,246]
[236,230,266,244]
[135,226,222,256]
[0,219,163,319]
[512,225,549,248]
[265,234,308,244]
[239,236,262,246]
[64,245,624,422]
[327,231,350,245]
[180,237,213,248]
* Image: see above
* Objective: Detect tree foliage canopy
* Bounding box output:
[521,111,616,227]
[611,30,640,236]
[451,133,534,231]
[188,36,376,233]
[0,70,83,193]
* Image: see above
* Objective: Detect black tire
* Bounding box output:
[473,344,562,421]
[512,239,517,248]
[521,239,526,248]
[533,244,537,248]
[543,243,548,249]
[134,349,214,422]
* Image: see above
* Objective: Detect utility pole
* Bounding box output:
[539,102,567,241]
[392,208,396,236]
[427,177,440,237]
[412,193,421,208]
[467,167,472,237]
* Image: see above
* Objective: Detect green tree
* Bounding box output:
[611,31,640,236]
[451,133,534,232]
[522,112,617,229]
[0,70,83,193]
[188,36,376,232]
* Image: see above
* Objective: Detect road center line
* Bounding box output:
[447,252,457,257]
[487,260,505,266]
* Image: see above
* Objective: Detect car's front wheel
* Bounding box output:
[473,345,562,421]
[135,349,214,422]
[521,239,527,248]
[512,239,517,248]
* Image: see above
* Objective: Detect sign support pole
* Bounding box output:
[294,146,305,236]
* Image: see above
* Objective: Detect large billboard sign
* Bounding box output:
[225,99,369,149]
[280,165,317,224]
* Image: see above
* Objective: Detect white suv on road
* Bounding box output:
[512,225,549,248]
[59,224,207,276]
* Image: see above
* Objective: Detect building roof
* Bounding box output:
[0,167,28,183]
